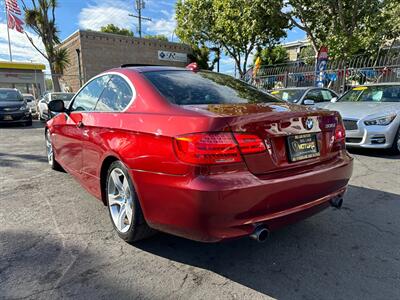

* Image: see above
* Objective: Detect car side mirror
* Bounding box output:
[303,99,315,105]
[331,97,338,103]
[48,99,66,113]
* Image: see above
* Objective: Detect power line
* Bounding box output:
[128,0,151,38]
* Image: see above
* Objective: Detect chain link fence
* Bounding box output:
[244,51,400,93]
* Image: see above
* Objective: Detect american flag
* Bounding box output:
[5,0,24,33]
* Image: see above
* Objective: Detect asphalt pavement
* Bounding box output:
[0,120,399,300]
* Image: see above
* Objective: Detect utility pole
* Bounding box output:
[128,0,151,38]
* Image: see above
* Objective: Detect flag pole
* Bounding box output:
[4,1,13,61]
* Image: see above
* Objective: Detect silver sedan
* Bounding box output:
[319,84,400,153]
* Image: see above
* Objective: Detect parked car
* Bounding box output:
[271,87,339,106]
[22,93,37,115]
[46,65,353,243]
[318,83,400,154]
[0,88,32,126]
[38,92,74,120]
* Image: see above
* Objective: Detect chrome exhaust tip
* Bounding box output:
[250,226,270,242]
[330,197,343,209]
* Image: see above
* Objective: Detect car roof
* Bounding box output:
[0,88,19,92]
[353,82,400,87]
[120,66,187,73]
[274,87,317,90]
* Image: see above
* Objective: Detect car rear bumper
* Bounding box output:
[0,112,32,124]
[131,151,353,242]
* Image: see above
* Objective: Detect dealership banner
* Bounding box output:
[316,46,328,87]
[158,51,188,62]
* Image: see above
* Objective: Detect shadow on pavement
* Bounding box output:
[1,186,399,299]
[348,147,400,159]
[135,185,400,299]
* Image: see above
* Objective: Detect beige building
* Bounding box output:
[58,30,192,92]
[282,39,312,61]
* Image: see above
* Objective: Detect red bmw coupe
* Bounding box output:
[46,65,353,243]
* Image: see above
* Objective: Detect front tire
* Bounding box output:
[390,126,400,155]
[106,161,154,243]
[45,130,63,171]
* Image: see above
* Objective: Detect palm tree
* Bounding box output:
[21,0,68,92]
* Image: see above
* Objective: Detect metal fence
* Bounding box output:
[244,51,400,94]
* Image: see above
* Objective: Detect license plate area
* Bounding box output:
[287,133,320,162]
[3,115,13,121]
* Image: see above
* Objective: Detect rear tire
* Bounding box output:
[46,130,63,171]
[106,161,155,243]
[389,126,400,155]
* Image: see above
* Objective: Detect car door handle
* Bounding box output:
[77,121,84,128]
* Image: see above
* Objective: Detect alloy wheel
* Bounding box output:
[107,168,134,233]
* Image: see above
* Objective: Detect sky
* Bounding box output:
[0,0,306,76]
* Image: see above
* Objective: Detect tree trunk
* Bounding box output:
[50,63,61,92]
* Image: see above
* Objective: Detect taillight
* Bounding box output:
[335,123,346,141]
[233,133,266,154]
[173,132,266,165]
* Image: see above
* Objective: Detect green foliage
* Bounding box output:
[286,0,389,59]
[53,48,70,74]
[143,34,169,41]
[255,45,289,65]
[176,0,289,77]
[299,45,315,65]
[188,44,211,70]
[100,24,134,37]
[22,0,67,92]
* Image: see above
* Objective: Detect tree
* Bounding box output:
[284,0,385,59]
[255,45,289,65]
[21,0,69,92]
[143,34,169,41]
[176,0,288,77]
[299,45,315,64]
[100,24,134,37]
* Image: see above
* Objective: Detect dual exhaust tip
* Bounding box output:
[250,197,344,242]
[249,226,270,242]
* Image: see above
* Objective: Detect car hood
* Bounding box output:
[0,101,24,109]
[181,102,320,117]
[318,102,400,120]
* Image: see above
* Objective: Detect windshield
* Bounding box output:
[51,93,74,101]
[340,86,400,102]
[271,89,306,103]
[143,70,281,105]
[0,90,23,102]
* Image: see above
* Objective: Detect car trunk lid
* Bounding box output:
[182,103,342,176]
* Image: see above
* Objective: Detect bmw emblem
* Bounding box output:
[305,118,314,130]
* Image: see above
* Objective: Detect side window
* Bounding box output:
[95,75,133,112]
[321,90,336,102]
[305,90,324,103]
[71,75,111,112]
[44,94,50,103]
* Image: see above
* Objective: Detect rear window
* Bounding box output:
[143,70,280,105]
[271,89,305,103]
[0,90,23,101]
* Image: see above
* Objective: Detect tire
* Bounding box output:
[45,130,63,171]
[106,161,155,243]
[38,112,45,122]
[25,119,32,126]
[389,126,400,155]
